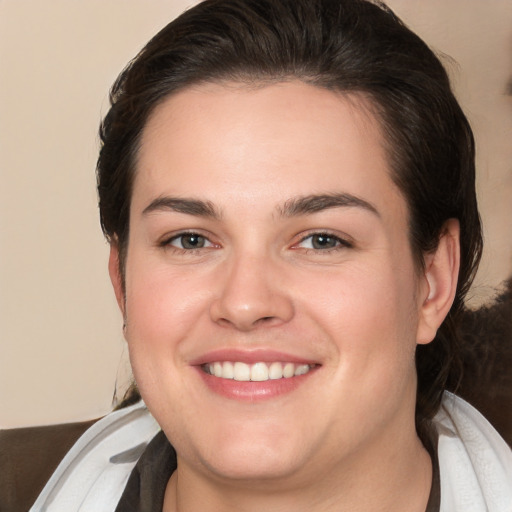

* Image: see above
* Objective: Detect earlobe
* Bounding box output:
[108,242,126,317]
[417,219,460,345]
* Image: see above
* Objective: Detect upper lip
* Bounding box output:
[189,348,319,366]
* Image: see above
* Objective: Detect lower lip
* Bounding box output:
[196,367,316,402]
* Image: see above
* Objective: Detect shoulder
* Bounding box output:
[433,392,512,512]
[29,400,160,512]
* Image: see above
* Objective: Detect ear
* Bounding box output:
[108,242,126,318]
[416,219,460,345]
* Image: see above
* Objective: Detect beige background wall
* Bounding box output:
[1,1,511,428]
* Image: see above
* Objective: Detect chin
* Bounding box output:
[201,446,305,482]
[178,418,313,482]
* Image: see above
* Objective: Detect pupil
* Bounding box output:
[182,234,204,249]
[312,234,335,249]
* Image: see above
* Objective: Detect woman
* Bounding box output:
[31,0,512,510]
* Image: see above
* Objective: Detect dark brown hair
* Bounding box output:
[97,0,482,426]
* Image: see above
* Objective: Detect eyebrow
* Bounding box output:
[279,193,380,218]
[141,192,379,220]
[142,196,222,219]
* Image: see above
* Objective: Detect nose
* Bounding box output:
[209,253,294,331]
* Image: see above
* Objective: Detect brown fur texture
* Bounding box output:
[454,278,512,445]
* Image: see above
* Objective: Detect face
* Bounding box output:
[115,81,434,485]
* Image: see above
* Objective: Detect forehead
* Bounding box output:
[133,81,405,221]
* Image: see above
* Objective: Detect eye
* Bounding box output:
[166,232,214,250]
[297,233,351,250]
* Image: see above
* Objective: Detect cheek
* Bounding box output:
[123,259,211,372]
[303,261,419,374]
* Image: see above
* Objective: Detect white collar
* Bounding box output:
[434,392,512,511]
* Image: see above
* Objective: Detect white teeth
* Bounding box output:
[222,361,234,379]
[268,362,283,380]
[283,362,295,378]
[233,362,251,381]
[213,362,223,377]
[294,364,310,376]
[250,362,269,381]
[204,361,314,381]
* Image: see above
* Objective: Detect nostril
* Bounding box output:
[255,316,277,326]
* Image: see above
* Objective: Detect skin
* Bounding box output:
[109,81,460,511]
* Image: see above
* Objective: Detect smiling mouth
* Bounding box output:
[202,361,316,382]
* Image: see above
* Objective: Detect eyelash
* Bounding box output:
[160,231,216,253]
[295,232,353,252]
[159,230,353,254]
